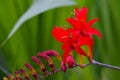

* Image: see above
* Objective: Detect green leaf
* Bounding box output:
[1,0,75,46]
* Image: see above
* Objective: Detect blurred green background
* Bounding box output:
[0,0,120,80]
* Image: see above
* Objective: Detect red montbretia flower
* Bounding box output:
[52,7,102,69]
[52,26,88,67]
[67,7,102,61]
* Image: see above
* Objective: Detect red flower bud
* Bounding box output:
[38,52,53,64]
[19,68,30,80]
[31,56,45,69]
[14,71,22,80]
[43,50,62,62]
[31,56,47,73]
[66,55,75,68]
[24,63,38,78]
[8,74,14,80]
[61,61,67,72]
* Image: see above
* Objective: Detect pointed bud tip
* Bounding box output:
[61,61,67,72]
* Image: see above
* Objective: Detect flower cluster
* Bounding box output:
[3,50,62,80]
[52,7,102,71]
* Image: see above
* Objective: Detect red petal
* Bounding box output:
[89,28,102,38]
[77,37,94,46]
[75,46,87,57]
[63,50,71,63]
[61,38,73,50]
[66,18,83,30]
[75,7,88,22]
[87,45,93,62]
[52,26,70,42]
[87,18,99,28]
[71,30,80,41]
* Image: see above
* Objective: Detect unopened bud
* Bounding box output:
[66,55,75,68]
[61,61,67,72]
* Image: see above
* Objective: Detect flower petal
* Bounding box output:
[52,26,70,42]
[63,50,71,63]
[77,37,94,46]
[75,46,87,57]
[87,45,93,62]
[87,18,99,28]
[89,28,102,38]
[66,18,83,30]
[61,38,73,50]
[75,7,88,22]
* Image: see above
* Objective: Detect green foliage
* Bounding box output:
[1,0,75,47]
[0,0,120,80]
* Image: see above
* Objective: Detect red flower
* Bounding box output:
[67,7,102,39]
[52,7,102,68]
[52,26,88,67]
[67,7,102,61]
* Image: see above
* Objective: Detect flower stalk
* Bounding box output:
[3,50,120,80]
[92,60,120,70]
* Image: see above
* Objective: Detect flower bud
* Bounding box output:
[14,71,22,80]
[38,53,54,70]
[31,56,45,69]
[24,63,38,78]
[43,50,62,61]
[66,55,75,68]
[61,61,67,72]
[19,68,30,80]
[8,74,14,80]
